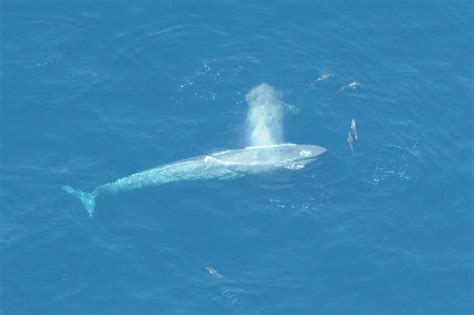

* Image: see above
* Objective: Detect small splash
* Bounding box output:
[370,146,416,186]
[211,288,249,306]
[372,166,410,185]
[179,60,214,89]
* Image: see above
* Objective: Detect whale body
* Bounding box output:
[63,143,326,216]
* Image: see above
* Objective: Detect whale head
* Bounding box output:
[267,143,326,168]
[290,144,327,161]
[208,143,326,171]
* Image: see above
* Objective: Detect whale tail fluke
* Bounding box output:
[62,186,97,217]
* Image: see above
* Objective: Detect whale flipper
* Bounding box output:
[62,186,97,217]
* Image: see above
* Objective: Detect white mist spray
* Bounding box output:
[245,83,287,146]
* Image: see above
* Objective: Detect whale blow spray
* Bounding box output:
[245,83,287,146]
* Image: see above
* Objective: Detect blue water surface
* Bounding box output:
[1,1,473,314]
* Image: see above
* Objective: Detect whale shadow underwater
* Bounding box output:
[63,84,327,216]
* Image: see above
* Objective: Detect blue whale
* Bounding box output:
[63,143,326,216]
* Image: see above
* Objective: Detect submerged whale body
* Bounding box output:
[63,143,326,216]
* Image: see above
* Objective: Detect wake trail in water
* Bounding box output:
[245,83,288,146]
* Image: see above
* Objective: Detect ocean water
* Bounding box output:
[1,1,473,314]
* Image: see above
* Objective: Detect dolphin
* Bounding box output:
[62,143,326,216]
[337,81,361,94]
